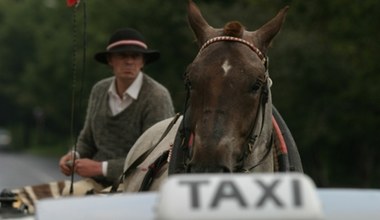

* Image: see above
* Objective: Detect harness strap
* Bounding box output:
[272,105,303,172]
[199,36,267,66]
[240,116,287,173]
[138,150,170,191]
[239,83,272,172]
[109,113,181,193]
[272,115,287,154]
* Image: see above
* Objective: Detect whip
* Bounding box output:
[67,0,87,195]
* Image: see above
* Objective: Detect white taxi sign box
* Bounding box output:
[156,173,324,220]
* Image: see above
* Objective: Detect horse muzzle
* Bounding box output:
[186,163,232,173]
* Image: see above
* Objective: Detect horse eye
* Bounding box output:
[250,81,262,92]
[185,79,193,90]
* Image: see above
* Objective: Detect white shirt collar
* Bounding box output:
[108,72,143,100]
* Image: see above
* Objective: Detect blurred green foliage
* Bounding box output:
[0,0,379,188]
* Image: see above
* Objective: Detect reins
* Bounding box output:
[238,76,273,172]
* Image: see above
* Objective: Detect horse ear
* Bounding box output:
[187,0,214,46]
[251,6,289,54]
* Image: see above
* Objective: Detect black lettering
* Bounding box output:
[210,180,247,208]
[179,180,209,209]
[255,179,283,207]
[292,179,302,207]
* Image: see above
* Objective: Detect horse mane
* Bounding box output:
[223,21,244,38]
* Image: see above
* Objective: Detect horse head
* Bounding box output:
[169,0,289,174]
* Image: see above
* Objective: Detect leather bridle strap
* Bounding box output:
[238,78,271,171]
[199,36,267,66]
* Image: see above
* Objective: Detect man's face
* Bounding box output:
[107,52,144,81]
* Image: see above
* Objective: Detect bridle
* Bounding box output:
[199,36,267,66]
[172,35,272,173]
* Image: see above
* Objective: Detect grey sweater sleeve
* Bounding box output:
[76,85,97,158]
[76,78,110,159]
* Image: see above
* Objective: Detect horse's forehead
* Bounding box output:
[191,46,264,79]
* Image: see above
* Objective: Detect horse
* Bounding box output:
[120,0,303,193]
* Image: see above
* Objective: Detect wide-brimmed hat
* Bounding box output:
[94,28,160,65]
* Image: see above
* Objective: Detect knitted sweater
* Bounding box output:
[76,74,174,186]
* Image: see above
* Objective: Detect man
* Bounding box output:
[59,27,175,195]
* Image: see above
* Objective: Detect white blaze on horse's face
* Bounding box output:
[221,59,232,76]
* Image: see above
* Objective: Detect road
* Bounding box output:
[0,151,71,190]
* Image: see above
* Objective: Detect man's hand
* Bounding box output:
[74,159,103,177]
[59,152,75,176]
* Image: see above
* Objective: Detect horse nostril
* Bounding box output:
[222,166,232,173]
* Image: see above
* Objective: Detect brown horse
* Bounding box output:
[121,0,302,192]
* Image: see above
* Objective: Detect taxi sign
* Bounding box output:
[156,173,323,220]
